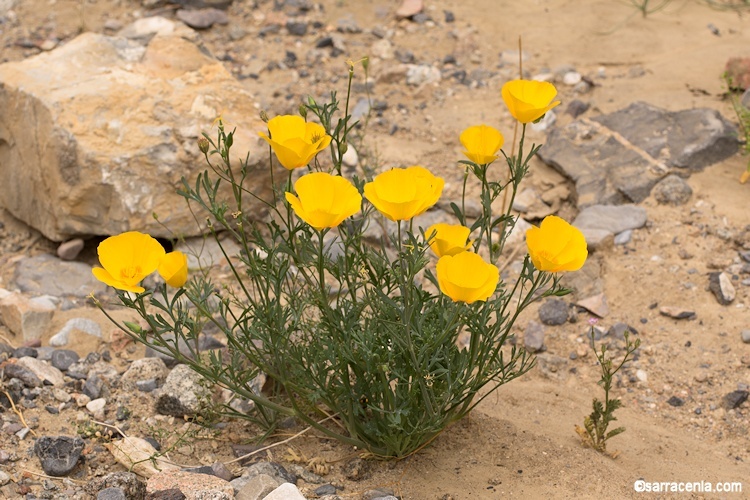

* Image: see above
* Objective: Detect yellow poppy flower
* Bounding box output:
[158,251,189,288]
[285,172,362,230]
[501,80,561,124]
[363,166,444,221]
[525,215,587,272]
[436,252,499,304]
[425,223,472,257]
[92,232,166,293]
[459,125,504,165]
[259,115,332,170]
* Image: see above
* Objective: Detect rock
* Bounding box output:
[708,272,735,305]
[666,396,685,407]
[0,291,56,342]
[562,71,582,86]
[12,345,37,358]
[396,0,423,18]
[16,356,65,386]
[659,306,696,320]
[523,321,545,353]
[34,436,85,476]
[652,174,692,205]
[336,14,361,33]
[286,20,307,36]
[723,390,749,409]
[3,362,42,387]
[538,299,569,326]
[574,204,646,247]
[725,57,750,90]
[174,236,240,271]
[233,462,296,488]
[14,254,106,297]
[0,28,271,241]
[406,64,441,86]
[576,293,609,318]
[539,103,737,207]
[613,230,632,245]
[97,487,128,500]
[342,145,358,168]
[147,470,234,499]
[606,322,637,340]
[566,99,590,118]
[83,373,108,400]
[50,349,80,371]
[636,369,648,382]
[234,474,281,500]
[155,364,212,417]
[86,398,107,419]
[57,238,85,261]
[107,437,179,479]
[175,8,228,29]
[49,317,102,347]
[264,483,306,500]
[741,330,750,344]
[121,358,169,387]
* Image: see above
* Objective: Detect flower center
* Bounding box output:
[120,265,142,281]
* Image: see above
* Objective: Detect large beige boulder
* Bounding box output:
[0,21,270,241]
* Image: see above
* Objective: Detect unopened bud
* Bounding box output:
[361,56,369,71]
[198,137,210,154]
[259,110,269,123]
[338,141,348,157]
[298,104,307,120]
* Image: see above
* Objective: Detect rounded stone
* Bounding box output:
[652,174,693,206]
[538,299,569,326]
[741,330,750,344]
[50,349,80,371]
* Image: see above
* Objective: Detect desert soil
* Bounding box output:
[1,0,750,498]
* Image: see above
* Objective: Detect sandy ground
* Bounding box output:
[1,0,750,498]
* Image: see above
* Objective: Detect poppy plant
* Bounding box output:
[158,251,189,288]
[285,172,362,230]
[92,232,166,293]
[364,166,444,221]
[259,115,332,170]
[425,223,472,257]
[459,124,504,165]
[436,251,499,304]
[501,79,561,124]
[526,215,587,272]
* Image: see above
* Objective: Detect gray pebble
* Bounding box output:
[538,299,569,326]
[652,174,693,206]
[50,350,80,371]
[524,320,545,353]
[741,330,750,344]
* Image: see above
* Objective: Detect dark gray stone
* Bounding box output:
[34,436,85,476]
[538,299,569,326]
[652,174,693,205]
[524,321,545,353]
[136,379,158,393]
[4,363,42,387]
[539,102,738,207]
[241,461,297,485]
[14,254,107,298]
[566,99,589,118]
[666,396,685,407]
[83,374,107,400]
[12,347,38,358]
[97,487,128,500]
[50,350,79,371]
[723,390,748,409]
[315,484,337,496]
[286,21,308,36]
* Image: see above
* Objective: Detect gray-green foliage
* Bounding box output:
[98,75,570,458]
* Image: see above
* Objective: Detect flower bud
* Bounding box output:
[198,137,210,154]
[298,104,307,120]
[259,110,269,123]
